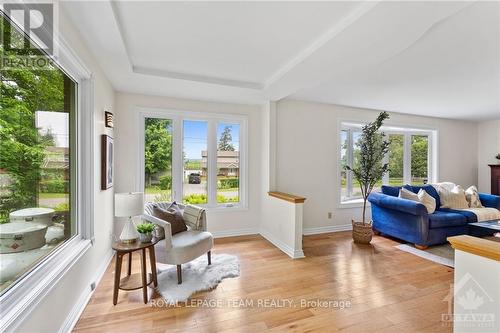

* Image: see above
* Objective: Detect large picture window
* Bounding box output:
[0,16,77,295]
[142,111,246,208]
[340,122,435,203]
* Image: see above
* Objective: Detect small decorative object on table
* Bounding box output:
[495,153,500,163]
[137,223,155,243]
[345,112,390,244]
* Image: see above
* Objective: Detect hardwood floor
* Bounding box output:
[73,232,454,333]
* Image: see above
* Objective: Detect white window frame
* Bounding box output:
[0,15,95,332]
[339,121,438,206]
[137,107,248,210]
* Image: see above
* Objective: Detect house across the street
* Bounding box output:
[201,150,239,177]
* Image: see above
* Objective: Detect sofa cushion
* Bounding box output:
[438,208,478,223]
[428,211,467,229]
[166,231,213,264]
[381,185,402,197]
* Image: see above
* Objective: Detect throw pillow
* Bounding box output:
[399,187,419,201]
[152,204,187,235]
[417,189,436,214]
[434,182,456,191]
[465,186,483,208]
[438,185,469,209]
[399,188,436,214]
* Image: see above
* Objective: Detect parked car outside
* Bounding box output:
[188,173,201,184]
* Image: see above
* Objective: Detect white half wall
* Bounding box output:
[260,196,305,259]
[274,99,479,230]
[15,9,116,333]
[114,93,263,236]
[477,119,500,193]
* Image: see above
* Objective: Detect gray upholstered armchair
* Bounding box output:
[143,202,213,284]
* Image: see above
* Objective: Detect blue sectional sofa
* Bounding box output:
[368,185,500,248]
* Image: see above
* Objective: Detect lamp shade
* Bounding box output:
[115,192,144,217]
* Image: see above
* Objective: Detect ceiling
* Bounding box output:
[62,1,500,120]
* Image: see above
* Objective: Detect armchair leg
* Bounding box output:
[415,244,428,250]
[207,251,211,265]
[177,265,182,284]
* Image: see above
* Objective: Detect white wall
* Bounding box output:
[453,250,500,333]
[15,8,116,333]
[477,120,500,193]
[114,93,263,237]
[274,99,479,230]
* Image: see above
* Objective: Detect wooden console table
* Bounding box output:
[112,239,159,305]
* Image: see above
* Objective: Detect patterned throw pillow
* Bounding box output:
[465,186,483,208]
[438,185,469,209]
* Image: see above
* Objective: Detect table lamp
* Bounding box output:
[115,192,144,244]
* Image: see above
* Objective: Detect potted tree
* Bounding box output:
[345,111,390,244]
[136,223,155,243]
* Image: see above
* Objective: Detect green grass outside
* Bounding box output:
[39,193,68,199]
[341,178,426,187]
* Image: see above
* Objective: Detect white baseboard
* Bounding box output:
[259,230,305,259]
[58,249,114,333]
[302,224,352,236]
[211,228,259,239]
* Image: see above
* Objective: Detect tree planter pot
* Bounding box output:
[352,220,373,244]
[139,233,153,243]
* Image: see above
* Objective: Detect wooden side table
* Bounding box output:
[112,238,159,305]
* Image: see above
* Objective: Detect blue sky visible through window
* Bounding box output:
[183,121,240,159]
[184,120,207,160]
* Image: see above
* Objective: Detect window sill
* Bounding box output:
[206,204,248,213]
[338,199,370,209]
[0,237,92,332]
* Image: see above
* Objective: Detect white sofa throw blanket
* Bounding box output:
[459,208,500,222]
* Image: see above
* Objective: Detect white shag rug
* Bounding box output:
[156,253,239,303]
[395,243,454,267]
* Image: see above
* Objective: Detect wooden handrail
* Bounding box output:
[268,191,306,204]
[448,235,500,262]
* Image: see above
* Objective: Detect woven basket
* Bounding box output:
[352,220,373,244]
